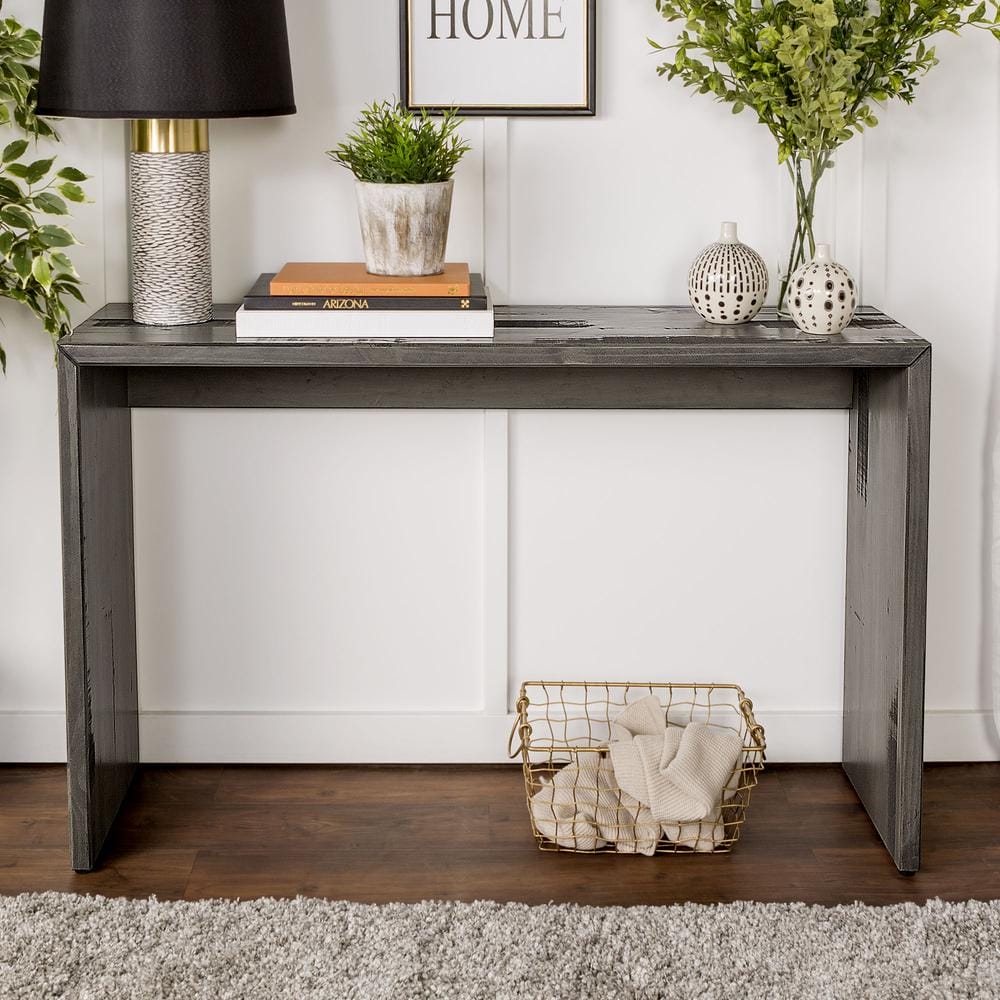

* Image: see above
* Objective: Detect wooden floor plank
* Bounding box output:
[0,848,197,900]
[1,763,998,906]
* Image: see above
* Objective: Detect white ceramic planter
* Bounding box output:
[355,180,454,276]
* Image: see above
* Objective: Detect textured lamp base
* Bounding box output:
[128,120,212,326]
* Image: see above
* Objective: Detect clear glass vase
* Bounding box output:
[777,153,833,315]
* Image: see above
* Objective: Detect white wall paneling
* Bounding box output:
[482,119,511,305]
[482,410,511,716]
[508,410,849,714]
[132,409,486,715]
[876,30,999,735]
[1,0,998,763]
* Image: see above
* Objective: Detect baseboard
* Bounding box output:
[0,712,66,763]
[139,712,518,764]
[2,709,998,764]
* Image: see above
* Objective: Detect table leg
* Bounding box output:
[843,350,931,873]
[58,355,139,872]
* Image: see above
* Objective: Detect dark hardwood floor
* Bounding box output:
[1,763,998,906]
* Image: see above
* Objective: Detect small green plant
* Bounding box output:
[327,100,471,184]
[0,3,89,373]
[650,0,999,309]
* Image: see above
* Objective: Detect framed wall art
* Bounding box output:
[400,0,596,116]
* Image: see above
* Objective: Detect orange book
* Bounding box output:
[270,262,470,297]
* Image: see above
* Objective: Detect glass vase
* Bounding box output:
[777,153,833,315]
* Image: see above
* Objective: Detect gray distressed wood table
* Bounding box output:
[57,303,931,873]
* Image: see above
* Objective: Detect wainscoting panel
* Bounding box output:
[132,409,486,715]
[508,410,850,716]
[124,406,860,762]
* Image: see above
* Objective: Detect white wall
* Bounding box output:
[1,0,997,763]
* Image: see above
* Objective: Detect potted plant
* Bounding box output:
[327,100,471,277]
[650,0,998,310]
[0,4,88,373]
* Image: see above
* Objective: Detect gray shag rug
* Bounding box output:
[2,893,999,999]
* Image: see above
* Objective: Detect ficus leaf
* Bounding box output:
[11,243,32,281]
[10,38,38,58]
[55,280,85,303]
[56,166,88,182]
[0,203,32,228]
[1,138,26,162]
[33,192,68,215]
[37,224,77,248]
[6,60,28,83]
[0,176,22,201]
[23,157,56,184]
[31,254,52,290]
[50,251,79,277]
[57,181,86,203]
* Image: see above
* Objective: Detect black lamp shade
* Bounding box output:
[36,0,296,119]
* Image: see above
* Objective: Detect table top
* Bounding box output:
[59,303,930,368]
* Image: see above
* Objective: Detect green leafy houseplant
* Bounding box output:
[650,0,999,309]
[0,5,88,373]
[327,100,471,183]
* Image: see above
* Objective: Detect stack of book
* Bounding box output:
[235,262,493,339]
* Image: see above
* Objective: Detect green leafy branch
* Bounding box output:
[650,0,999,306]
[0,4,89,374]
[327,100,471,184]
[651,0,997,162]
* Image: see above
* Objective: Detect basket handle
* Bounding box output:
[507,697,530,759]
[506,716,521,759]
[739,698,764,740]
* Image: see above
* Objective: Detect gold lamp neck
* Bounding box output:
[131,119,209,154]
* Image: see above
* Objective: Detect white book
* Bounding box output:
[235,300,494,340]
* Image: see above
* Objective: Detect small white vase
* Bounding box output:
[688,222,768,325]
[787,244,857,336]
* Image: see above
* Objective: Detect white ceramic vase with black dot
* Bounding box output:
[787,244,857,335]
[688,222,768,325]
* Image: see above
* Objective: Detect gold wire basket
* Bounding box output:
[509,681,766,855]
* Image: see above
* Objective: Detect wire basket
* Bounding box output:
[509,681,766,855]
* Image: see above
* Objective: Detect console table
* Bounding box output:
[57,304,930,873]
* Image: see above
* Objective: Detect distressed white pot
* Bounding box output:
[787,243,857,336]
[355,180,454,276]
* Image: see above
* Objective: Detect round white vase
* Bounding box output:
[688,222,768,325]
[787,244,857,336]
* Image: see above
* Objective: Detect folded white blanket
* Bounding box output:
[528,696,745,855]
[610,695,743,823]
[662,808,726,853]
[529,756,660,855]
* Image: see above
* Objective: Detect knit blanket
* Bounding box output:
[530,756,660,855]
[529,695,744,854]
[609,695,743,823]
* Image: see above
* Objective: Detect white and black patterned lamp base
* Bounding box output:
[128,120,212,326]
[688,222,768,325]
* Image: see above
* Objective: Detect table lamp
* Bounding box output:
[36,0,296,326]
